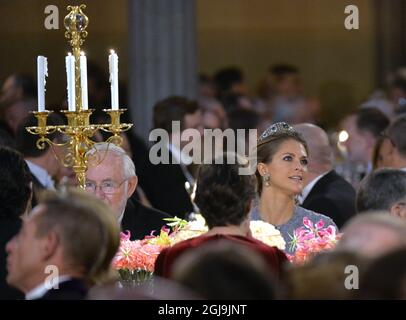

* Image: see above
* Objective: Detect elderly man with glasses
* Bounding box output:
[85,143,170,240]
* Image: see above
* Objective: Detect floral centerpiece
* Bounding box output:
[166,215,286,250]
[250,220,286,251]
[112,230,169,285]
[288,217,341,264]
[112,214,286,284]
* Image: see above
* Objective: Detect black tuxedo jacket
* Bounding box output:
[301,170,356,229]
[136,150,194,219]
[38,278,88,300]
[122,200,171,240]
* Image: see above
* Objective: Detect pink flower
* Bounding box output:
[120,230,132,241]
[289,217,341,264]
[112,230,169,273]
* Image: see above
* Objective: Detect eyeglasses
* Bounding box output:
[85,178,128,194]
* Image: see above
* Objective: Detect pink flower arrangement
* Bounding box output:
[112,214,289,282]
[288,217,341,264]
[112,230,171,283]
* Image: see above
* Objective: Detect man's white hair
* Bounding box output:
[89,142,136,178]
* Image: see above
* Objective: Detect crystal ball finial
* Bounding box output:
[64,5,89,32]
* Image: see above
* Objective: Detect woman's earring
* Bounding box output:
[262,173,271,187]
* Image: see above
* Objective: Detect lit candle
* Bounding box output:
[37,56,47,112]
[80,52,88,110]
[108,50,119,110]
[65,52,76,112]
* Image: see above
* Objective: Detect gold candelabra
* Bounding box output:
[26,5,132,189]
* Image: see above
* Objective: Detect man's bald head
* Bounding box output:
[293,123,333,173]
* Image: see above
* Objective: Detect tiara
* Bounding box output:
[258,122,296,142]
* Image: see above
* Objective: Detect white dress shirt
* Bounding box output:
[118,210,125,226]
[26,160,55,189]
[25,275,71,300]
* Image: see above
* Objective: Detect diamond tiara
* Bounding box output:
[258,122,296,142]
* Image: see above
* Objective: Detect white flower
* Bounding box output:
[187,214,208,231]
[250,220,286,251]
[169,214,208,245]
[168,215,286,251]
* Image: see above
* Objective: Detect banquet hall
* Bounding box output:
[0,0,405,302]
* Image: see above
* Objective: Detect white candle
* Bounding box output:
[80,52,88,110]
[37,56,47,112]
[65,53,76,111]
[108,50,119,110]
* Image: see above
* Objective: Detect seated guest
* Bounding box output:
[0,73,36,106]
[252,122,337,254]
[285,251,368,300]
[155,152,288,279]
[380,115,406,170]
[341,108,389,177]
[336,213,406,258]
[138,96,203,218]
[358,248,406,299]
[0,128,14,148]
[15,114,64,206]
[6,189,120,300]
[294,123,356,228]
[268,64,313,124]
[3,98,36,135]
[172,241,279,300]
[371,135,386,169]
[356,168,406,219]
[0,147,32,299]
[213,67,248,100]
[85,143,170,240]
[228,108,262,156]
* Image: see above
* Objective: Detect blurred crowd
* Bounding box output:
[0,62,406,300]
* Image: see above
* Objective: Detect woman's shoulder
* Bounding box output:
[295,206,337,228]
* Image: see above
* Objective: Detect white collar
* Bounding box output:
[118,209,125,226]
[401,167,406,172]
[25,275,72,300]
[299,171,329,204]
[26,160,55,189]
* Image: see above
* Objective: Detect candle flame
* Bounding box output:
[338,130,349,143]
